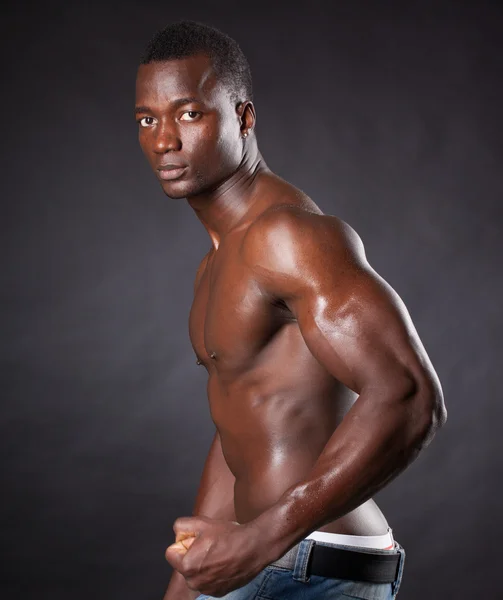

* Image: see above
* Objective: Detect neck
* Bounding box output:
[186,138,269,249]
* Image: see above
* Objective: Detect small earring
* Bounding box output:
[242,131,248,138]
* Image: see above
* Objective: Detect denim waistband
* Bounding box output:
[269,538,406,594]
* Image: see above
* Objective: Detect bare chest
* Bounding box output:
[188,248,286,371]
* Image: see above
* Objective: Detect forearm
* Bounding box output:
[251,387,442,560]
[191,430,237,521]
[163,430,236,599]
[163,570,200,600]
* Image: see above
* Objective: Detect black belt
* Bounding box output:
[269,542,400,584]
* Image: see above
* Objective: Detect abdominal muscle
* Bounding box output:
[209,373,390,537]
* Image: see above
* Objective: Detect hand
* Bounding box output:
[164,516,271,597]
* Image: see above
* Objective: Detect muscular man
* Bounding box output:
[135,20,447,600]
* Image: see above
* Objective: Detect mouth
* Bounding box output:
[157,165,188,181]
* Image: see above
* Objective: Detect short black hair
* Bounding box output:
[140,20,253,104]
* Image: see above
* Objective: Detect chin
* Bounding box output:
[162,189,187,200]
[160,180,192,199]
[161,177,213,200]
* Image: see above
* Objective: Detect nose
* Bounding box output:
[153,120,181,153]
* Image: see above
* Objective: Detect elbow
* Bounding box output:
[407,376,447,448]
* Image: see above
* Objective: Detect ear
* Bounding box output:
[236,100,256,137]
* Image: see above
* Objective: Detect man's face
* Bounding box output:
[135,54,243,199]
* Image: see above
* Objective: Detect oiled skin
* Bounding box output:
[189,174,388,535]
[134,53,445,599]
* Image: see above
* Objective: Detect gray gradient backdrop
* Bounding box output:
[1,1,502,599]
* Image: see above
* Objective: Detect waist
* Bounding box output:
[305,528,394,550]
[269,528,403,584]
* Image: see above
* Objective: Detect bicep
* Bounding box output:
[287,264,432,397]
[244,207,437,398]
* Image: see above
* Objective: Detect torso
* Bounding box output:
[189,176,389,536]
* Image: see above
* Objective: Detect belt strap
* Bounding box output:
[270,542,400,584]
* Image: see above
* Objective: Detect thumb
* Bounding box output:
[165,543,186,571]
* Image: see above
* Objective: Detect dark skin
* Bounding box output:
[135,54,447,599]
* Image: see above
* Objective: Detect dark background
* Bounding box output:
[1,1,502,598]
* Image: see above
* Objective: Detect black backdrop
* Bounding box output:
[1,1,502,598]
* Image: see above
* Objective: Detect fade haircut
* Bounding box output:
[140,20,253,104]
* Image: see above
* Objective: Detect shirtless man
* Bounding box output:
[135,20,447,600]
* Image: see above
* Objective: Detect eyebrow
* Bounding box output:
[134,97,200,115]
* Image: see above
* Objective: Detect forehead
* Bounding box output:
[135,54,226,106]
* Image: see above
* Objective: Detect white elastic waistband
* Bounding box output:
[305,528,395,550]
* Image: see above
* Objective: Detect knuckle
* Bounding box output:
[173,517,186,532]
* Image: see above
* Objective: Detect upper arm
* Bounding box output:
[243,206,442,401]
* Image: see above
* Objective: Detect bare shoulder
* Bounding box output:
[193,249,212,294]
[241,204,368,279]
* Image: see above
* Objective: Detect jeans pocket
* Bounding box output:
[340,579,393,600]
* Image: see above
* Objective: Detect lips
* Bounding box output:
[157,163,188,181]
[158,163,186,170]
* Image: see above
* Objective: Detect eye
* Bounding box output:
[180,111,201,121]
[138,116,156,127]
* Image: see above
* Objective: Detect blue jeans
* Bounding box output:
[195,539,405,600]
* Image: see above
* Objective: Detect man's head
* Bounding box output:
[140,20,253,105]
[136,21,256,200]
